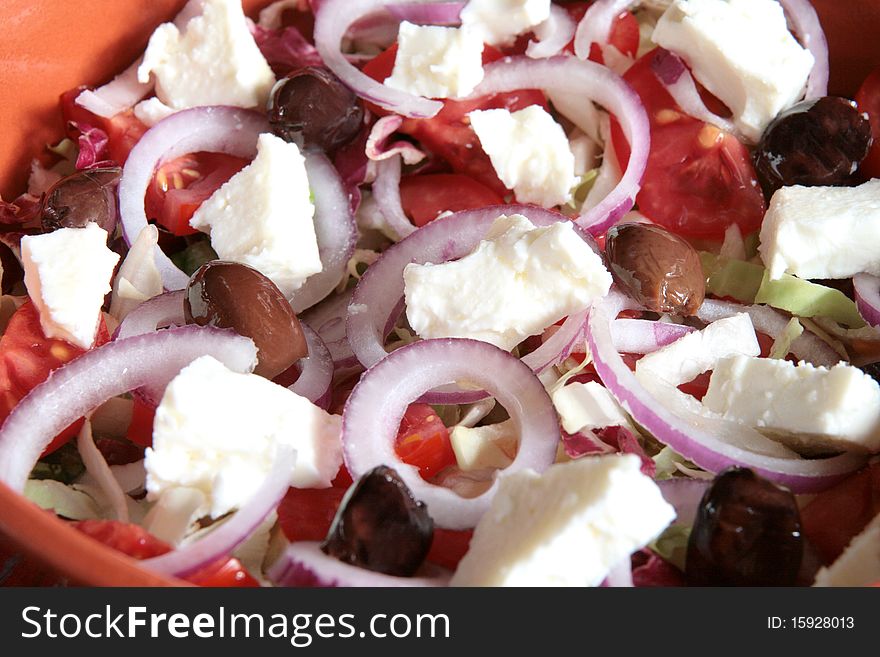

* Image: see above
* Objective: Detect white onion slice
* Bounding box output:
[0,326,257,493]
[268,541,450,587]
[289,325,334,408]
[143,447,295,577]
[470,56,649,235]
[778,0,829,99]
[611,318,695,355]
[526,4,577,59]
[587,291,865,493]
[372,155,417,241]
[854,273,880,328]
[657,477,709,527]
[77,419,130,523]
[572,0,632,61]
[119,106,268,291]
[313,0,443,118]
[115,290,185,340]
[604,558,634,588]
[302,288,359,369]
[342,337,560,528]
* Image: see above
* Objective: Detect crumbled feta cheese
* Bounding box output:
[138,0,276,111]
[384,22,484,99]
[189,132,322,298]
[552,381,632,435]
[450,454,675,586]
[758,180,880,280]
[145,356,342,519]
[450,420,517,471]
[21,223,120,349]
[651,0,814,142]
[702,355,880,455]
[814,513,880,587]
[469,105,577,208]
[404,214,612,351]
[460,0,551,46]
[133,97,176,128]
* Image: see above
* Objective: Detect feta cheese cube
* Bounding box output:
[813,513,880,587]
[138,0,276,112]
[145,355,342,519]
[469,105,577,208]
[450,420,516,471]
[552,381,632,435]
[460,0,551,46]
[651,0,814,142]
[450,454,675,586]
[384,22,484,99]
[404,214,612,351]
[759,180,880,280]
[702,355,880,454]
[21,223,120,349]
[189,132,322,299]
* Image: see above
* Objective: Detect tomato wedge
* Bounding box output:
[395,403,456,480]
[855,65,880,180]
[60,88,147,165]
[399,173,503,226]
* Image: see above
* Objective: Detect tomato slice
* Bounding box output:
[395,403,456,480]
[558,3,640,62]
[611,48,766,239]
[0,300,110,457]
[399,173,504,226]
[426,528,472,571]
[277,485,347,543]
[856,66,880,180]
[60,88,147,165]
[144,152,249,236]
[127,398,157,448]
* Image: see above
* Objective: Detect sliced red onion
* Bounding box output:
[0,326,257,493]
[526,4,577,59]
[611,318,695,355]
[342,338,560,528]
[291,152,359,313]
[302,287,359,369]
[75,58,153,119]
[119,106,268,291]
[115,290,186,341]
[651,49,738,137]
[143,447,295,578]
[470,56,649,235]
[779,0,829,99]
[372,155,417,241]
[347,204,584,402]
[573,0,632,61]
[384,1,464,26]
[313,0,443,118]
[365,115,426,165]
[77,419,130,523]
[289,325,334,408]
[522,310,589,373]
[268,541,450,587]
[587,291,864,493]
[604,558,634,588]
[854,273,880,328]
[258,0,308,29]
[657,477,709,527]
[696,299,841,367]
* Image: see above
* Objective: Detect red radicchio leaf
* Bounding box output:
[252,23,323,78]
[69,122,111,170]
[631,549,686,587]
[0,194,41,226]
[596,426,656,477]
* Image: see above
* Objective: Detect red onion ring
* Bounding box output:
[365,115,426,165]
[346,204,590,403]
[302,288,359,369]
[313,0,443,118]
[372,155,417,241]
[854,273,880,328]
[268,541,450,587]
[385,1,465,26]
[572,0,631,61]
[611,318,695,355]
[143,447,295,578]
[470,56,649,235]
[527,4,577,59]
[119,106,269,291]
[778,0,829,99]
[696,298,841,367]
[587,290,865,493]
[0,326,257,493]
[657,477,709,526]
[289,325,334,408]
[342,337,560,529]
[604,558,634,588]
[115,291,185,341]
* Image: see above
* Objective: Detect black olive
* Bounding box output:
[41,167,121,233]
[267,67,364,154]
[686,467,803,586]
[321,466,433,577]
[755,97,872,195]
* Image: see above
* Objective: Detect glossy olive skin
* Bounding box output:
[605,222,705,315]
[322,466,433,577]
[755,96,872,195]
[184,261,307,379]
[41,167,121,233]
[686,468,803,586]
[267,66,364,153]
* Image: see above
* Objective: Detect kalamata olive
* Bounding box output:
[267,66,364,153]
[41,167,121,233]
[605,222,705,315]
[184,261,307,379]
[755,96,872,195]
[686,468,803,586]
[321,466,433,577]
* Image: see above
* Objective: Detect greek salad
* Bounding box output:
[2,0,880,587]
